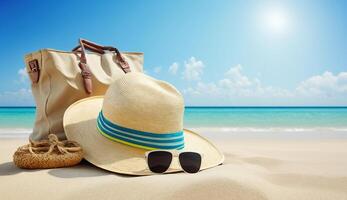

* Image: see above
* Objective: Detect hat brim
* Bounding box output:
[63,96,224,175]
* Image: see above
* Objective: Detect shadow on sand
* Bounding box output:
[48,159,134,178]
[0,161,40,176]
[47,159,110,178]
[0,159,130,178]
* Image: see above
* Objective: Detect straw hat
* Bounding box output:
[63,72,224,175]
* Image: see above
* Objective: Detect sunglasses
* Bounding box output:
[145,150,202,174]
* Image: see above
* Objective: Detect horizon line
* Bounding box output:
[1,106,347,108]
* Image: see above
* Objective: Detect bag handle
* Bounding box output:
[72,39,131,94]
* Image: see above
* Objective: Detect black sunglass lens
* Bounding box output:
[147,151,172,173]
[179,152,202,173]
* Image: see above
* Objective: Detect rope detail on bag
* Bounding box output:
[22,134,82,155]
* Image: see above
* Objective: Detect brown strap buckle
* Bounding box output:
[28,59,40,83]
[115,53,131,73]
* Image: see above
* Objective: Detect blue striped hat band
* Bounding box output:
[96,111,185,150]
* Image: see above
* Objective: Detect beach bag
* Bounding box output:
[25,39,144,141]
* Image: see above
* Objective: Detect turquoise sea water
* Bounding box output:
[0,107,347,129]
[184,107,347,128]
[0,107,347,136]
[0,107,36,128]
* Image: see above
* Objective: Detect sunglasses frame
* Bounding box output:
[145,150,203,174]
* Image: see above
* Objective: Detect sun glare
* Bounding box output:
[263,8,290,35]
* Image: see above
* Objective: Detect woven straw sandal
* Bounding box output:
[13,134,83,169]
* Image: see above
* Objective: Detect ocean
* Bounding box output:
[1,107,347,138]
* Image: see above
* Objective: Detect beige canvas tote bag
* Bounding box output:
[25,39,143,141]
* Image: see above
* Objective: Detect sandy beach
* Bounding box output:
[1,0,347,199]
[1,130,347,200]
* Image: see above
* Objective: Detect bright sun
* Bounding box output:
[263,9,289,35]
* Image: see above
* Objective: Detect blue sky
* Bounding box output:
[0,0,347,106]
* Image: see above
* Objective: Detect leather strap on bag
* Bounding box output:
[72,39,131,94]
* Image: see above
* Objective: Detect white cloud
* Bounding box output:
[18,67,28,83]
[183,82,221,96]
[169,62,179,75]
[182,57,204,81]
[0,67,34,105]
[182,65,347,105]
[222,64,252,88]
[183,87,199,96]
[217,65,292,98]
[154,66,161,74]
[0,88,33,106]
[166,58,347,105]
[296,71,347,97]
[182,64,314,105]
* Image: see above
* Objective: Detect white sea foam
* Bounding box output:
[0,128,31,138]
[1,126,347,139]
[189,127,347,133]
[187,127,347,140]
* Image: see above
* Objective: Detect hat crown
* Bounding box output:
[102,73,184,134]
